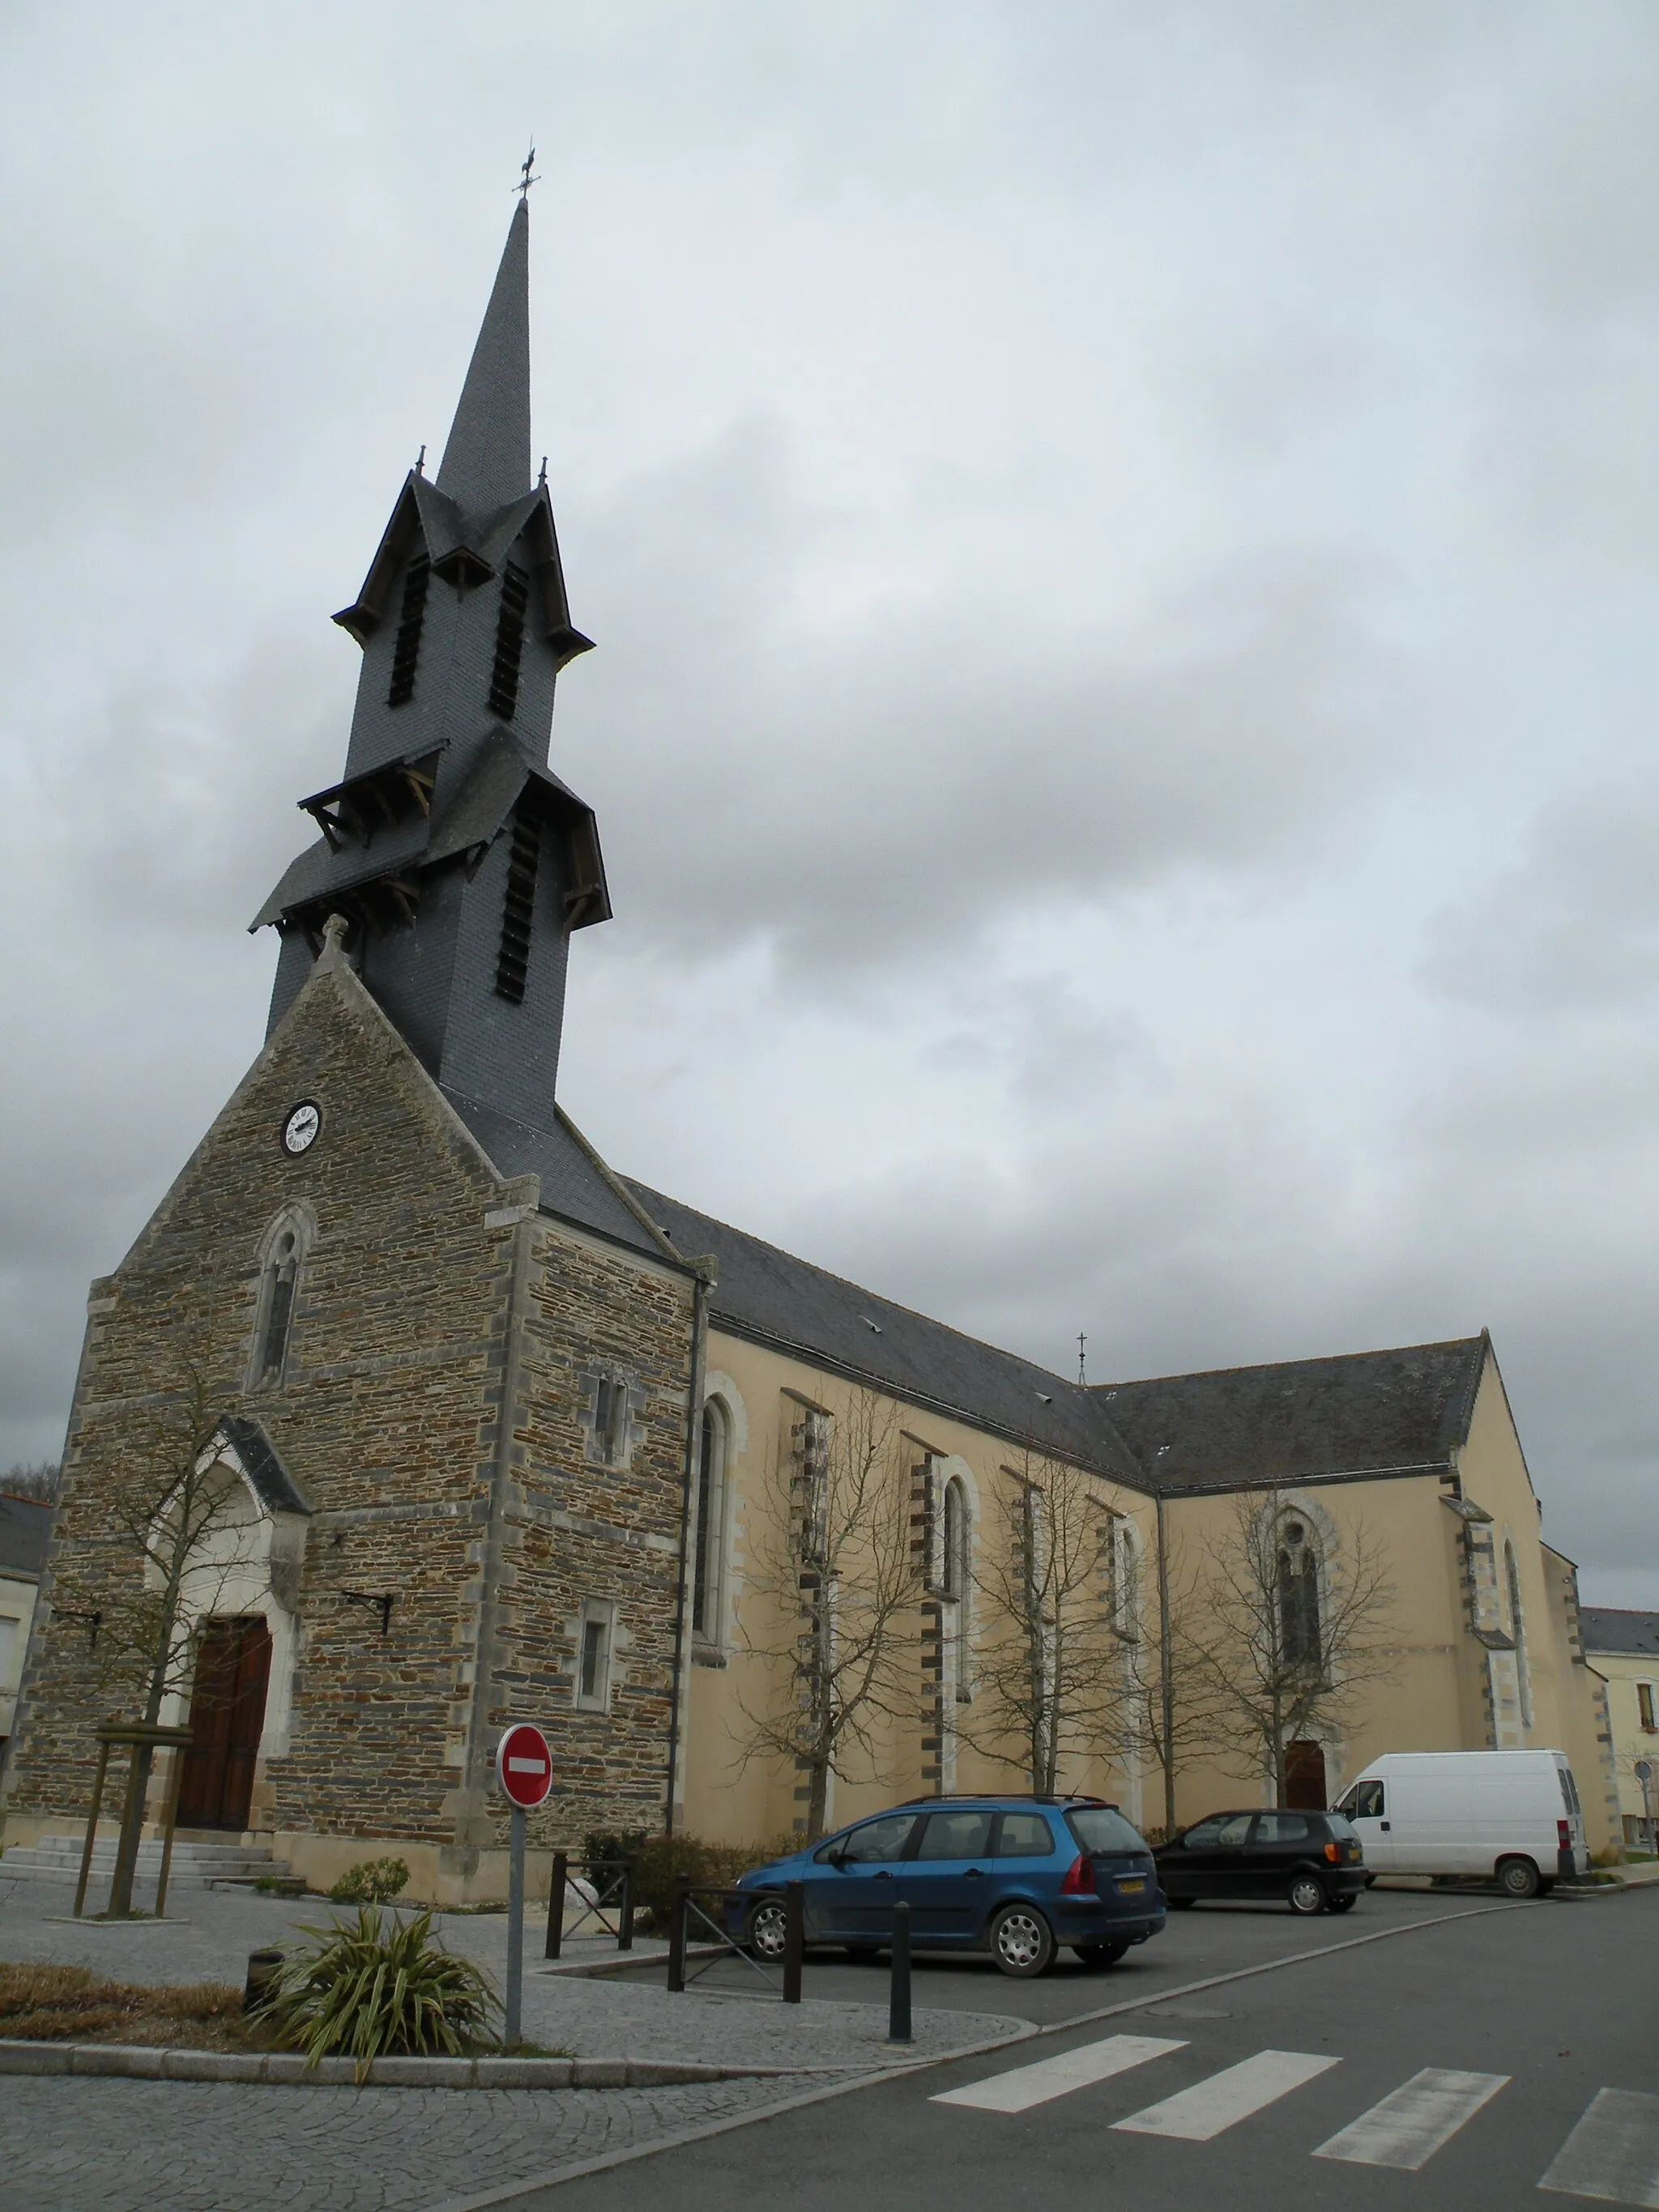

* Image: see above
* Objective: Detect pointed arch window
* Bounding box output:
[249,1210,313,1392]
[1277,1518,1322,1674]
[693,1400,729,1643]
[940,1475,971,1703]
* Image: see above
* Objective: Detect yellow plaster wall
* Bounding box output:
[681,1328,1157,1846]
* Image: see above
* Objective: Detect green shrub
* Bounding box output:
[327,1856,411,1905]
[595,1831,805,1931]
[258,1906,497,2075]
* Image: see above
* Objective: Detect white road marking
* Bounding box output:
[1540,2088,1659,2206]
[1312,2068,1509,2170]
[931,2033,1187,2114]
[1113,2049,1340,2141]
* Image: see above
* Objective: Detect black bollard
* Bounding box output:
[889,1901,911,2043]
[783,1881,804,2004]
[244,1948,284,2015]
[618,1866,635,1952]
[544,1850,568,1960]
[667,1873,691,1993]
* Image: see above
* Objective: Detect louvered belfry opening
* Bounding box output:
[494,812,540,1002]
[488,561,530,720]
[386,555,431,707]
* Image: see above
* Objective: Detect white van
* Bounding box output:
[1333,1750,1589,1898]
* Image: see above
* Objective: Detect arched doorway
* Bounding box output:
[1284,1740,1328,1811]
[177,1617,272,1831]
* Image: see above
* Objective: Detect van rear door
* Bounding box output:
[1555,1760,1589,1877]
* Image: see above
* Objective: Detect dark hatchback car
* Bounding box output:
[727,1796,1166,1976]
[1153,1809,1366,1916]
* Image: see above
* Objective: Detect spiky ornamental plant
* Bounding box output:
[258,1907,498,2074]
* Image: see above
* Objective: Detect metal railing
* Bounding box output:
[666,1875,804,2003]
[544,1853,635,1960]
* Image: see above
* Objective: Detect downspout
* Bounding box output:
[1156,1482,1175,1840]
[664,1264,712,1838]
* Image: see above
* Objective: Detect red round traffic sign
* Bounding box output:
[496,1722,554,1809]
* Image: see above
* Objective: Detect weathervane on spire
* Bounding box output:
[1077,1332,1088,1387]
[516,143,539,202]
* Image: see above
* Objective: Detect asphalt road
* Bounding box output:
[494,1886,1659,2211]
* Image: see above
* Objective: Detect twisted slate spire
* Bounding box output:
[435,199,532,513]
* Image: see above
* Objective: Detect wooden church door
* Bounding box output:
[177,1617,272,1831]
[1284,1740,1328,1810]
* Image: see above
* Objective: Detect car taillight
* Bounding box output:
[1060,1853,1097,1896]
[1558,1820,1572,1849]
[1324,1842,1340,1863]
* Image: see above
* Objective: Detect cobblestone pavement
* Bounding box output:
[5,2072,840,2212]
[0,1881,1023,2068]
[2,1878,1028,2212]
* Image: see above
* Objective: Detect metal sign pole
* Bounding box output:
[505,1802,527,2048]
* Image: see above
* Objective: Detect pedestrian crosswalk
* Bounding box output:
[930,2035,1659,2204]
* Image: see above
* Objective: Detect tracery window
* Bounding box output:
[1277,1518,1322,1674]
[249,1211,312,1391]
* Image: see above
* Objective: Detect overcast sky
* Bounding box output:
[3,3,1657,1602]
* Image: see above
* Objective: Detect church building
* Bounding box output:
[0,203,1620,1899]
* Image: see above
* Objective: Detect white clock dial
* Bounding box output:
[282,1102,321,1155]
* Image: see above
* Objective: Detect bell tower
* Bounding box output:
[254,196,608,1134]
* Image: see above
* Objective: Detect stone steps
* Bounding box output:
[0,1836,292,1888]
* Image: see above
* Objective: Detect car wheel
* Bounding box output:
[1286,1873,1328,1916]
[1327,1893,1357,1913]
[1074,1939,1131,1969]
[746,1896,790,1960]
[988,1903,1056,1977]
[1497,1856,1542,1899]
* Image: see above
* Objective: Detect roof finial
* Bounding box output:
[538,455,547,486]
[516,143,539,202]
[416,443,425,477]
[1077,1332,1087,1387]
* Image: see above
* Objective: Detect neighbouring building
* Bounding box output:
[0,198,1623,1901]
[1578,1609,1659,1852]
[0,1495,51,1772]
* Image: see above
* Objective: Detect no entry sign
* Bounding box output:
[496,1722,554,1809]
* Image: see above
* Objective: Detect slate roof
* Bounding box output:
[626,1182,1146,1481]
[0,1494,53,1579]
[215,1417,311,1518]
[1096,1336,1491,1496]
[449,1110,1493,1502]
[251,735,609,934]
[446,1097,671,1262]
[1579,1608,1659,1659]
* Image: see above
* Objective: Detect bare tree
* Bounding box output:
[49,1365,271,1915]
[1122,1505,1226,1840]
[963,1450,1135,1796]
[2,1462,62,1504]
[1190,1488,1396,1807]
[732,1384,915,1838]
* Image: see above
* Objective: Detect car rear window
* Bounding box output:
[1067,1807,1145,1855]
[995,1812,1056,1857]
[1323,1813,1358,1840]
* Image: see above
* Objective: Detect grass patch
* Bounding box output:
[0,1962,247,2046]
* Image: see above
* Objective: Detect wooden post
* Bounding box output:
[73,1738,113,1919]
[153,1735,190,1920]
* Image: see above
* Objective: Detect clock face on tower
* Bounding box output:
[281,1101,322,1156]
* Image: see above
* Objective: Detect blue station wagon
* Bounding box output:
[727,1796,1166,1977]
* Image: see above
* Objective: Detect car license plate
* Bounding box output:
[1117,1877,1146,1893]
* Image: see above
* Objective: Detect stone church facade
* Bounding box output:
[0,203,1620,1900]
